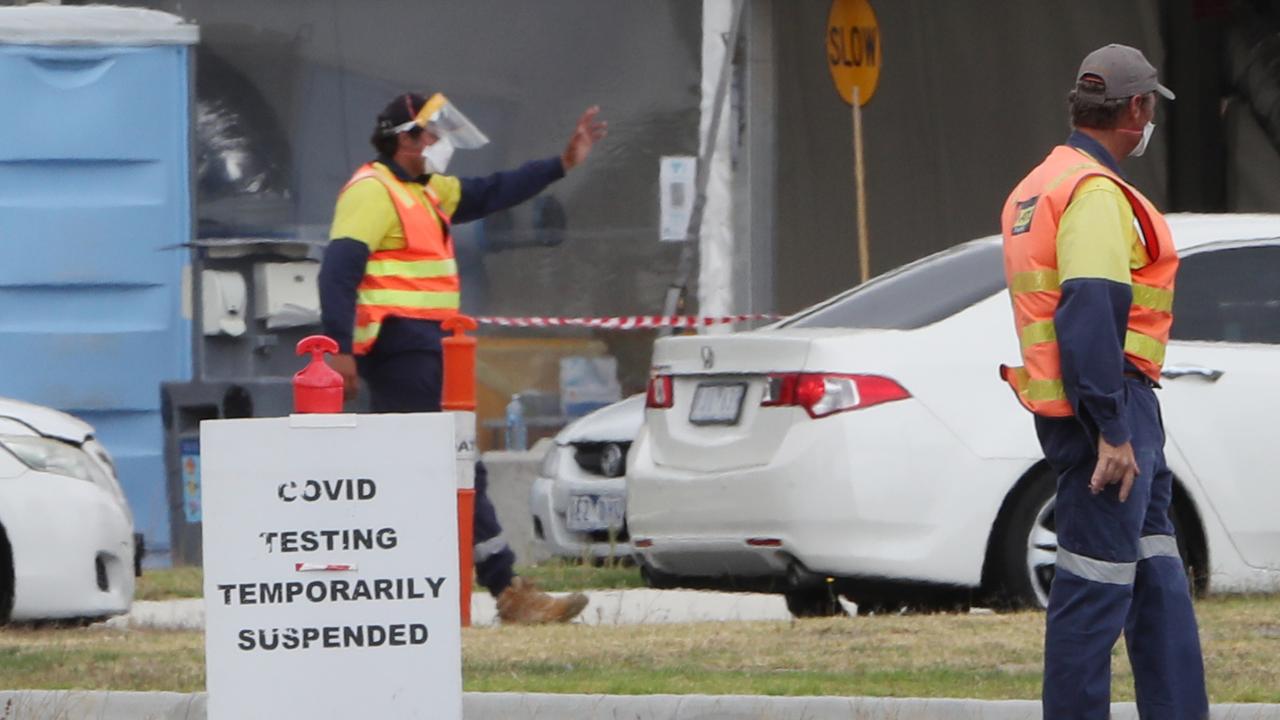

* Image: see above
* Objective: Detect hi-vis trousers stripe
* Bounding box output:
[473,535,510,563]
[1140,534,1180,560]
[1056,547,1137,585]
[1056,536,1179,585]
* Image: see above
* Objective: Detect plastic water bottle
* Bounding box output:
[504,394,527,451]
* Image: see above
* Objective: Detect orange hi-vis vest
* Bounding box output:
[343,163,461,355]
[999,145,1179,417]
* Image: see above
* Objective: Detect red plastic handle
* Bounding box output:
[442,315,479,338]
[297,335,339,358]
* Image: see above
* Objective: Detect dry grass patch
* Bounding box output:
[1194,595,1280,703]
[0,595,1276,700]
[463,596,1280,700]
[0,627,204,692]
[462,612,1050,697]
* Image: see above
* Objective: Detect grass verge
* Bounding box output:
[134,566,205,602]
[1,595,1277,700]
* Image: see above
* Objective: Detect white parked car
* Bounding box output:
[0,398,138,624]
[532,394,645,562]
[627,214,1280,616]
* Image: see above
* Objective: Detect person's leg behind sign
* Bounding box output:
[477,461,588,624]
[359,344,587,624]
[1036,399,1152,720]
[1123,385,1208,719]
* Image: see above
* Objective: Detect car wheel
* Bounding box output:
[987,468,1206,610]
[784,586,846,618]
[1169,494,1209,597]
[985,467,1057,610]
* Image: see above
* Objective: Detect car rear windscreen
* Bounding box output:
[782,241,1006,330]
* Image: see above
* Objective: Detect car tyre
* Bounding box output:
[1169,493,1209,598]
[986,465,1211,611]
[984,466,1057,610]
[784,586,846,618]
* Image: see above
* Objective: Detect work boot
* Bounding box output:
[496,577,588,624]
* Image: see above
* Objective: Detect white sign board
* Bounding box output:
[201,413,460,720]
[659,155,697,241]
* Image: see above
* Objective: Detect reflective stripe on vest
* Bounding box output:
[999,145,1179,417]
[340,163,460,355]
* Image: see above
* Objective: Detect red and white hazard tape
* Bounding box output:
[295,563,357,573]
[475,314,780,329]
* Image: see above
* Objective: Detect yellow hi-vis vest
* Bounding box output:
[343,163,460,355]
[999,145,1179,417]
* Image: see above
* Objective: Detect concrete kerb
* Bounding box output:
[0,691,205,720]
[111,588,801,631]
[1,692,1278,719]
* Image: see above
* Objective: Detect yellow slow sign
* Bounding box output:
[826,0,881,106]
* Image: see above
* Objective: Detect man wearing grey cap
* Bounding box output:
[998,44,1208,719]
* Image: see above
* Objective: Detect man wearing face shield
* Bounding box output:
[998,45,1207,718]
[319,92,607,624]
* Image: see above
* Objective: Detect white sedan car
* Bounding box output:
[0,398,137,624]
[532,394,645,562]
[627,214,1280,616]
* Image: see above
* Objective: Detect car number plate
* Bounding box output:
[689,383,746,425]
[566,494,626,532]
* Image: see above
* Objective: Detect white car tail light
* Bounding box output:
[761,373,910,418]
[646,375,674,409]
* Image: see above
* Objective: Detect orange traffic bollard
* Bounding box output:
[441,315,479,627]
[441,315,478,411]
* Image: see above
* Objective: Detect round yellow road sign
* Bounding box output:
[826,0,881,106]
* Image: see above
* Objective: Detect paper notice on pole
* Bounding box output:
[659,155,697,241]
[201,413,460,720]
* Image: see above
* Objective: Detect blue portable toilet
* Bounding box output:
[0,6,199,567]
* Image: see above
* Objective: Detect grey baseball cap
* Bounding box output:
[1076,44,1175,101]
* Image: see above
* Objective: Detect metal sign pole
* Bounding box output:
[660,0,746,332]
[853,85,870,283]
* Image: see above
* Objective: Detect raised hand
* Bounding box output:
[561,106,608,172]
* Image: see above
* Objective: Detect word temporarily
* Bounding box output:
[277,478,376,503]
[259,527,396,553]
[237,623,429,652]
[216,577,447,606]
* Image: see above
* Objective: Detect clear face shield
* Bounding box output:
[390,93,490,174]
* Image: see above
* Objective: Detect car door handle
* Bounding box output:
[1161,366,1224,382]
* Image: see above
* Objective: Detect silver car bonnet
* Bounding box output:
[557,394,646,445]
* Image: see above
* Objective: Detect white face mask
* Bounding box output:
[421,137,455,174]
[1129,121,1155,158]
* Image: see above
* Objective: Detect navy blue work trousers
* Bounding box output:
[1035,378,1207,719]
[357,348,516,597]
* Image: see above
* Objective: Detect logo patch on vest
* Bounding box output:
[1011,196,1038,235]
